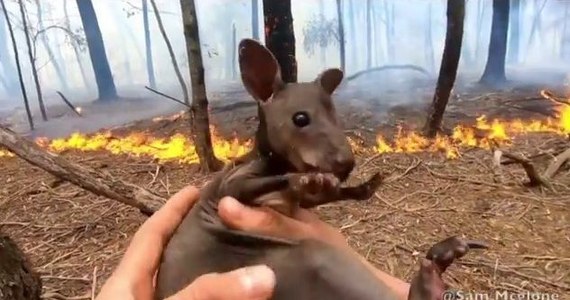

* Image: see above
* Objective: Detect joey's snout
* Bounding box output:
[332,152,355,182]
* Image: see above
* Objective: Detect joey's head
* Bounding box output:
[238,39,355,181]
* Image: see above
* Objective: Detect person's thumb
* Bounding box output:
[165,264,276,300]
[218,196,306,239]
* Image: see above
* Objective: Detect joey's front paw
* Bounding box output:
[288,173,340,198]
[408,236,488,300]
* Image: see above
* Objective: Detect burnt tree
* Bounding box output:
[480,0,510,86]
[63,0,91,90]
[142,0,156,88]
[76,0,118,101]
[336,0,346,71]
[366,0,372,68]
[507,0,520,64]
[0,232,42,300]
[19,0,47,121]
[1,0,33,130]
[251,0,259,40]
[423,0,465,138]
[180,0,223,172]
[263,0,297,83]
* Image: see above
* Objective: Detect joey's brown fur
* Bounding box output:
[154,39,486,300]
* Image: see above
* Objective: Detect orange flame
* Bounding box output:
[1,96,569,162]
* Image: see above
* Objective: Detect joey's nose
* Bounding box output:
[333,153,355,182]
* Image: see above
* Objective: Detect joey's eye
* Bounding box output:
[292,112,310,127]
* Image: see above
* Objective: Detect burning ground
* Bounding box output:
[0,88,569,298]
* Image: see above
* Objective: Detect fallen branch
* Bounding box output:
[55,91,82,117]
[540,89,570,106]
[492,149,504,184]
[543,147,570,179]
[345,65,431,82]
[145,85,256,114]
[0,126,165,215]
[500,151,550,188]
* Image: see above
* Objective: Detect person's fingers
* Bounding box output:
[113,185,200,279]
[166,265,276,300]
[218,197,312,240]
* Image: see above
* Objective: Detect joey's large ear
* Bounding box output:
[315,68,343,95]
[238,39,283,102]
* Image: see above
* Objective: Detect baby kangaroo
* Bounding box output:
[155,39,486,300]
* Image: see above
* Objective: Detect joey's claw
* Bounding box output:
[289,173,340,196]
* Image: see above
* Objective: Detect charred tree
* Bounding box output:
[263,0,297,83]
[180,0,223,172]
[1,0,33,130]
[347,0,357,69]
[76,0,118,101]
[251,0,259,40]
[35,0,69,92]
[366,0,372,68]
[0,8,18,96]
[63,0,91,90]
[480,0,509,86]
[336,0,346,71]
[423,0,465,138]
[0,232,42,300]
[425,3,435,72]
[561,2,570,60]
[507,0,520,64]
[142,0,156,88]
[232,23,237,79]
[150,0,190,105]
[19,0,47,121]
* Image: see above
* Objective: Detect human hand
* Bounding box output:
[217,196,351,253]
[96,186,276,300]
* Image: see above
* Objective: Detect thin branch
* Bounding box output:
[144,86,190,108]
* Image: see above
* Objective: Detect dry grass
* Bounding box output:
[1,99,569,299]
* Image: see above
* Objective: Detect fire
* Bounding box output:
[1,93,569,163]
[31,126,252,164]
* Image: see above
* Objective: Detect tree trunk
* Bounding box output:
[0,233,42,300]
[525,0,546,59]
[142,0,156,88]
[35,0,69,92]
[262,0,297,83]
[480,0,509,86]
[0,9,20,97]
[425,3,435,72]
[347,0,357,69]
[507,0,520,64]
[19,0,47,122]
[179,0,223,172]
[251,0,259,40]
[1,0,34,130]
[318,0,326,67]
[232,23,237,80]
[366,0,372,68]
[560,3,570,60]
[474,0,486,61]
[76,0,118,101]
[64,0,91,90]
[423,0,465,138]
[149,0,190,105]
[0,126,165,214]
[336,0,346,72]
[383,0,395,62]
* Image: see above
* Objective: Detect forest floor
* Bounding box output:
[1,74,570,299]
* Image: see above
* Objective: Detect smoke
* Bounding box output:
[0,0,568,136]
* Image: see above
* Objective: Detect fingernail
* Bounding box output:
[220,196,242,217]
[239,265,276,298]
